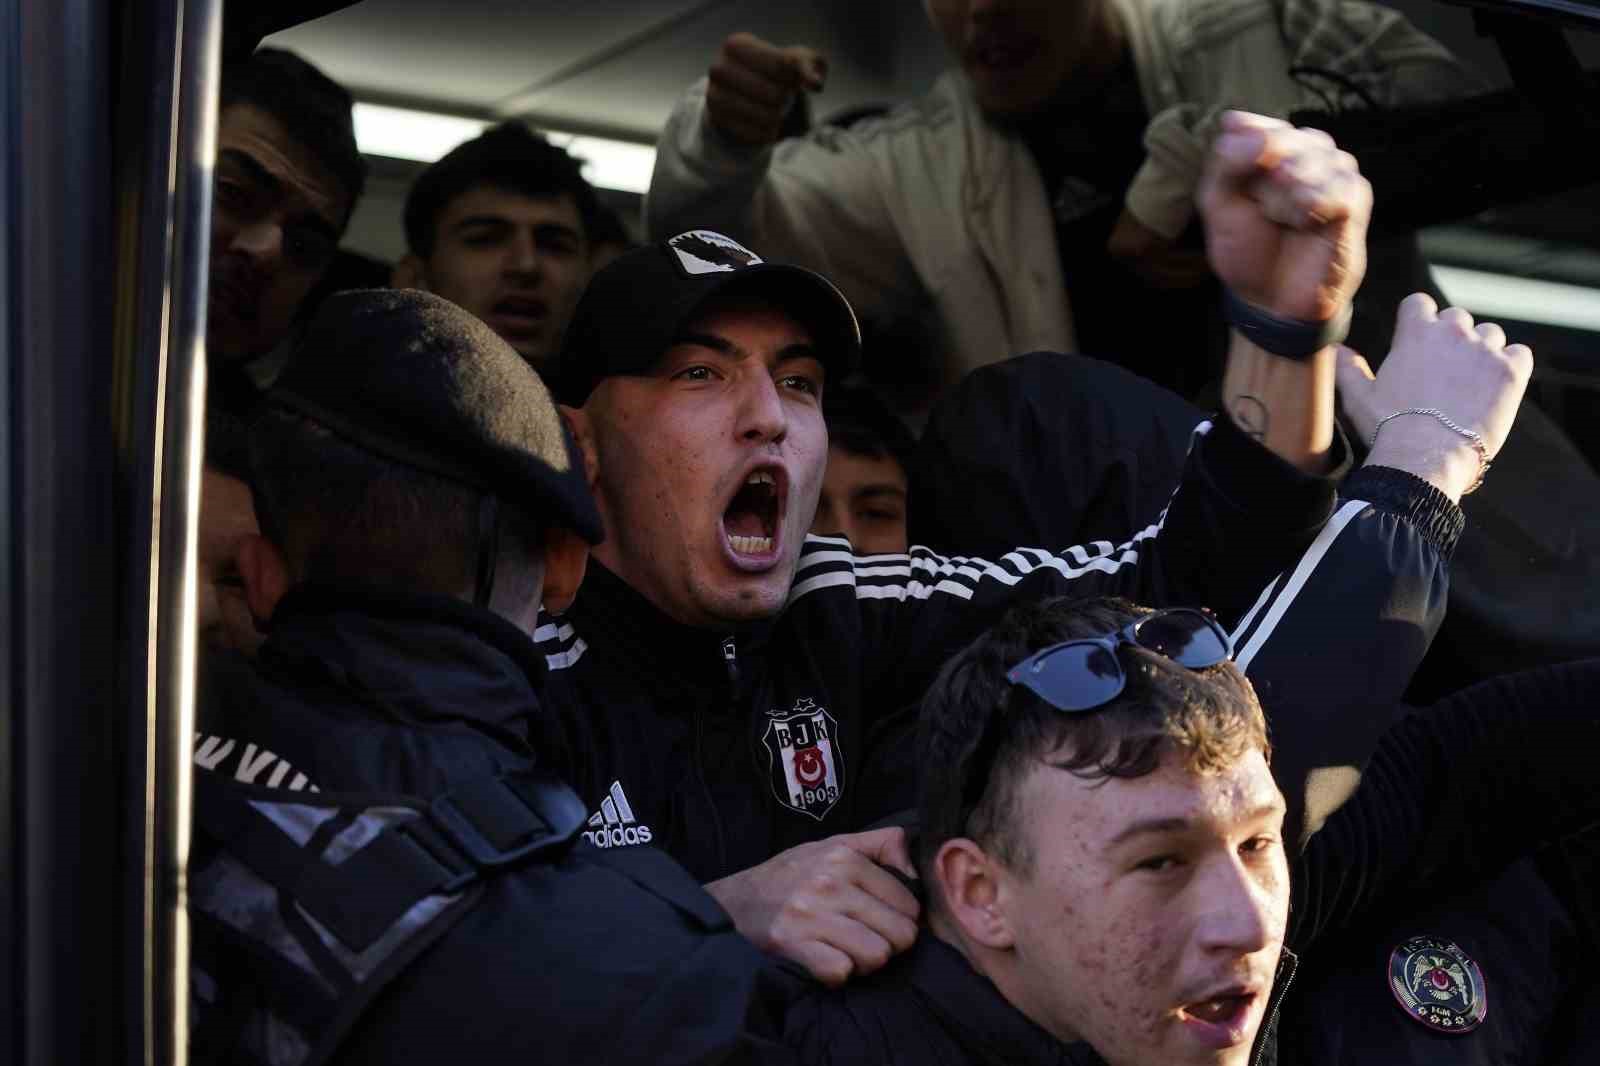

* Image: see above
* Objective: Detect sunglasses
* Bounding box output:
[960,608,1234,813]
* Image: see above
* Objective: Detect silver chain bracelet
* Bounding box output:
[1369,407,1490,495]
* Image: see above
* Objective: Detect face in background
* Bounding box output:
[812,444,909,555]
[209,105,349,364]
[957,746,1289,1066]
[925,0,1114,120]
[574,300,828,627]
[399,186,590,370]
[198,467,265,655]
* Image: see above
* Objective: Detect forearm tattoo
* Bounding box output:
[1231,394,1269,442]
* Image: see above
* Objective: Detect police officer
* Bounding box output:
[189,290,795,1066]
[538,115,1530,986]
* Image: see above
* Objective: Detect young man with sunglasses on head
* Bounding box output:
[782,595,1600,1066]
[538,113,1531,987]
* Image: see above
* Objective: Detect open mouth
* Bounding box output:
[490,295,548,330]
[721,467,783,562]
[1177,991,1257,1049]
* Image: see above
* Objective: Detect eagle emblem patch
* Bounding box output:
[1388,935,1488,1034]
[667,230,763,276]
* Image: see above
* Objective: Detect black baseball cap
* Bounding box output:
[267,288,604,544]
[549,229,861,406]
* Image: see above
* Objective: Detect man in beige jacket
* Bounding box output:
[647,0,1480,395]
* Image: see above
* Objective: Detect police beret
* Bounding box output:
[267,288,603,544]
[548,229,861,406]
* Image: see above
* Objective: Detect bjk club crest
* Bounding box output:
[762,698,843,820]
[1388,935,1488,1034]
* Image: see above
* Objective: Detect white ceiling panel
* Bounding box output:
[499,0,947,135]
[268,0,720,115]
[268,0,950,140]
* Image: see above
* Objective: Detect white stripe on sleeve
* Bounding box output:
[545,637,589,671]
[1234,499,1369,674]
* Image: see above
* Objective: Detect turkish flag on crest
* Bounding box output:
[794,746,827,787]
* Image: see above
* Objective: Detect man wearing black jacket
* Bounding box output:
[189,290,794,1065]
[782,595,1600,1066]
[540,113,1529,985]
[908,331,1589,1065]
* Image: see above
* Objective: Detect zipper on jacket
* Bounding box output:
[721,636,740,691]
[691,635,739,875]
[1250,948,1298,1066]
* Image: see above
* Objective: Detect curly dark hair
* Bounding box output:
[403,122,602,259]
[916,596,1268,884]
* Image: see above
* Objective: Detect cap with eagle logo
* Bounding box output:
[548,230,861,406]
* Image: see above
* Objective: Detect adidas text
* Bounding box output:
[582,824,654,848]
[582,780,653,850]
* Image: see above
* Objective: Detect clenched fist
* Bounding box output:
[1199,111,1372,323]
[706,32,828,147]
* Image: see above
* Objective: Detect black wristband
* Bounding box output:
[1222,287,1352,361]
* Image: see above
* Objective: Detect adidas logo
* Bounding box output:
[581,780,653,849]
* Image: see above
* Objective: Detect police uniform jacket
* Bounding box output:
[781,659,1600,1066]
[194,583,796,1066]
[535,413,1463,882]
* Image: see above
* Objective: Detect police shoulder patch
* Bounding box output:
[1388,934,1488,1034]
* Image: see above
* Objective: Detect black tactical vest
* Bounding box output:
[188,767,586,1066]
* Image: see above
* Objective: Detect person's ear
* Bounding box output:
[559,404,600,492]
[391,254,430,291]
[236,533,290,626]
[539,525,589,615]
[934,838,1016,950]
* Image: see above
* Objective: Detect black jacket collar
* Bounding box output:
[898,937,1103,1065]
[883,936,1299,1066]
[260,581,550,742]
[567,561,775,696]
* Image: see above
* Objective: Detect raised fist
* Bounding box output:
[1199,111,1372,323]
[706,32,828,148]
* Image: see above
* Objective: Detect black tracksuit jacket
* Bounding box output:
[535,413,1462,883]
[782,659,1600,1066]
[912,352,1600,1063]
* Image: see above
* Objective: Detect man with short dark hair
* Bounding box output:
[782,595,1600,1065]
[209,48,365,383]
[189,289,795,1065]
[538,117,1531,987]
[394,122,601,370]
